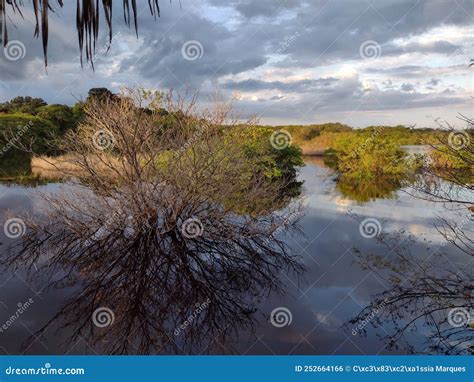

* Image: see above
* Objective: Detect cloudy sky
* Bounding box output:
[0,0,472,127]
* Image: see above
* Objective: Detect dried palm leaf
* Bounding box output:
[0,0,162,68]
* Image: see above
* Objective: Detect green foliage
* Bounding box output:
[429,141,474,184]
[37,104,75,134]
[87,88,116,102]
[0,96,47,115]
[0,150,32,179]
[72,102,86,125]
[282,123,352,142]
[323,133,418,202]
[329,134,408,179]
[234,126,304,181]
[0,113,59,155]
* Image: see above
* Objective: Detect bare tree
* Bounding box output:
[5,88,305,354]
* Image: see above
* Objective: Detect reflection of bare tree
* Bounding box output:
[350,114,473,354]
[349,232,473,354]
[5,89,304,354]
[9,210,302,354]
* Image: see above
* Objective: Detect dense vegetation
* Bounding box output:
[0,90,304,188]
[1,91,471,198]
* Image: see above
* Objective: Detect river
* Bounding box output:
[0,152,470,355]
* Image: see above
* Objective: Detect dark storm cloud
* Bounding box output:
[0,0,471,125]
[208,0,301,19]
[223,77,338,92]
[264,0,472,68]
[116,8,270,88]
[366,64,468,79]
[382,40,462,56]
[401,83,416,92]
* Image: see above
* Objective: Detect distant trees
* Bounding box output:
[6,88,304,353]
[0,96,47,115]
[87,87,116,103]
[349,114,473,354]
[36,104,75,133]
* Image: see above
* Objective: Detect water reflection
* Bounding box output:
[0,158,470,355]
[304,155,407,203]
[0,150,32,179]
[349,230,473,354]
[4,178,304,355]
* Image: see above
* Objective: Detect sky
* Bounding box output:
[0,0,472,127]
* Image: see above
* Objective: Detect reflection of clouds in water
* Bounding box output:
[314,312,343,332]
[301,161,467,242]
[0,160,469,355]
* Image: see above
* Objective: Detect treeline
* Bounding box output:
[0,88,173,156]
[0,89,463,167]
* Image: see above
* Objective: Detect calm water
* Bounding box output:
[0,156,469,355]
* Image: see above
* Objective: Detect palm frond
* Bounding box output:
[0,0,162,68]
